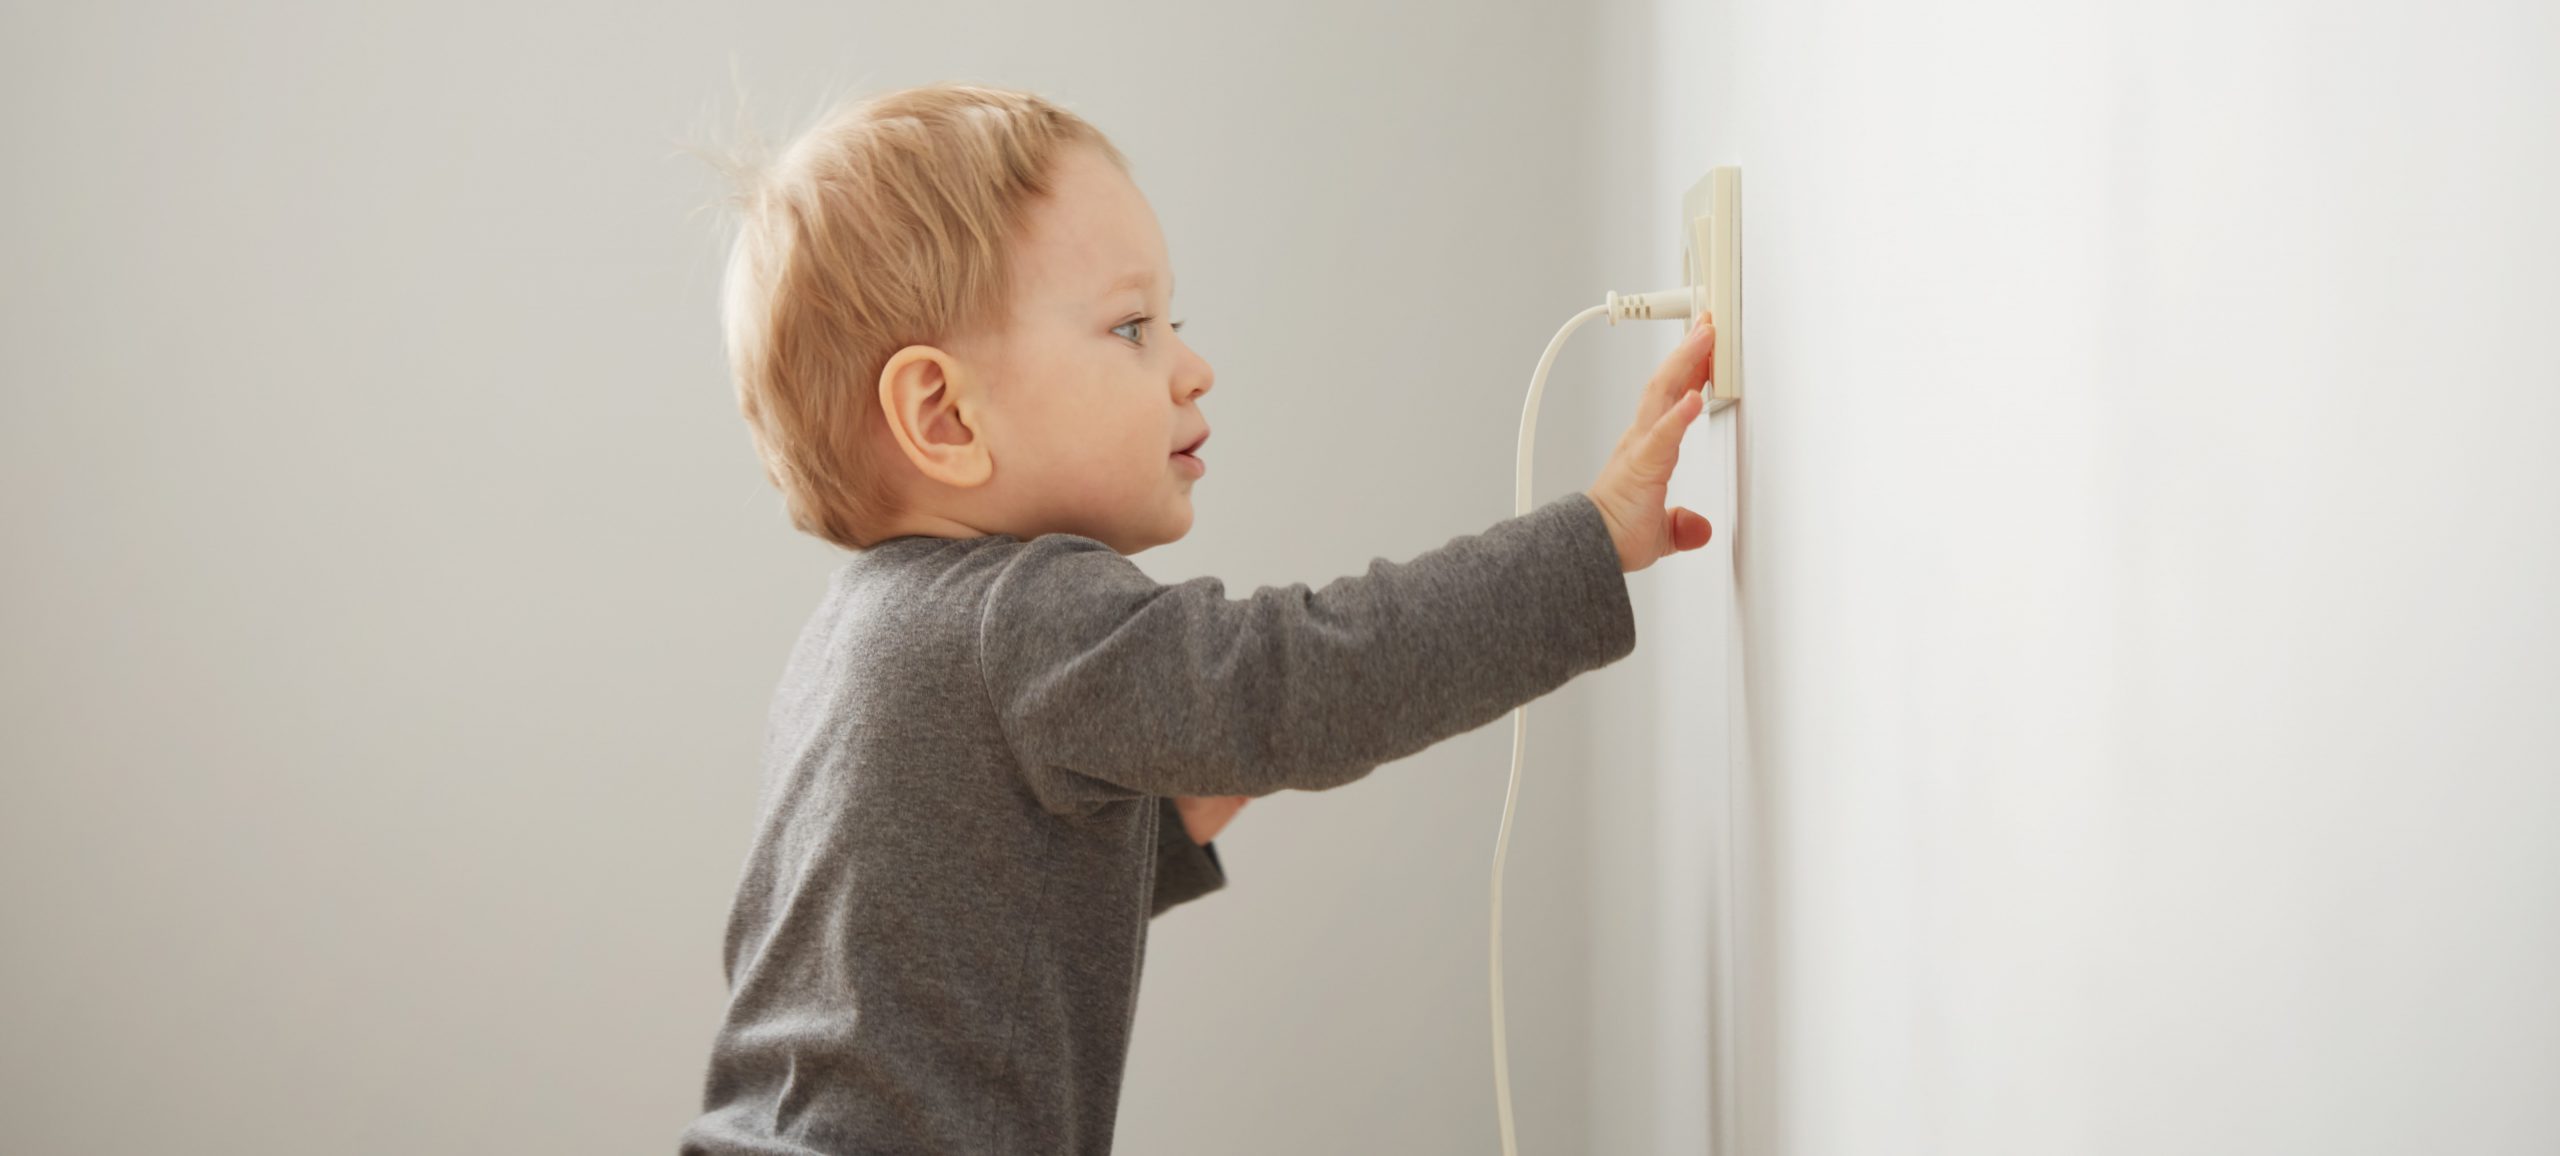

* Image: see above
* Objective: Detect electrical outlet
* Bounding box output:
[1681,167,1742,409]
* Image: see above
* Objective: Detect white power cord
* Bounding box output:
[1491,286,1699,1156]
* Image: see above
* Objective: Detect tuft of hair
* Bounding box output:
[676,79,1129,550]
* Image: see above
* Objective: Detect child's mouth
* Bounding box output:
[1172,428,1209,477]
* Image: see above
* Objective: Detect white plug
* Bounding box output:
[1603,286,1700,325]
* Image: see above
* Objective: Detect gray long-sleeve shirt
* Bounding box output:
[679,490,1638,1155]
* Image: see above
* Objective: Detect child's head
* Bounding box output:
[703,82,1215,554]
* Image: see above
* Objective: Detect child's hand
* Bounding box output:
[1172,795,1249,845]
[1586,313,1716,573]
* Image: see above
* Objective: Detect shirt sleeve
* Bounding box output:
[977,490,1637,815]
[1149,796,1227,918]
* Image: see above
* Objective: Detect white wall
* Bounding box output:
[0,4,1627,1152]
[1584,0,2560,1151]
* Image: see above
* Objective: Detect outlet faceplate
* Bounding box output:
[1681,167,1742,409]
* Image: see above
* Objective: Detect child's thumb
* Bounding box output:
[1669,506,1713,552]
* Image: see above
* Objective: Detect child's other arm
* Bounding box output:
[1148,797,1227,918]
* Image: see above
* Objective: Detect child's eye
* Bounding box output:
[1113,317,1187,346]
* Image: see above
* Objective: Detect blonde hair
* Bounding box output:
[685,82,1129,550]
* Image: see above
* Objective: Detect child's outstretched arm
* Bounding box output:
[980,317,1715,815]
[980,490,1629,813]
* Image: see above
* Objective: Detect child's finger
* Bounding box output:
[1646,322,1713,411]
[1631,388,1703,482]
[1634,319,1715,433]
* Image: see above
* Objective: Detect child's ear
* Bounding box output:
[877,344,994,488]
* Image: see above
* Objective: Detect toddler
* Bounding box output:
[679,81,1715,1156]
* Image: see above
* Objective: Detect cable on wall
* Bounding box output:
[1490,289,1699,1156]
